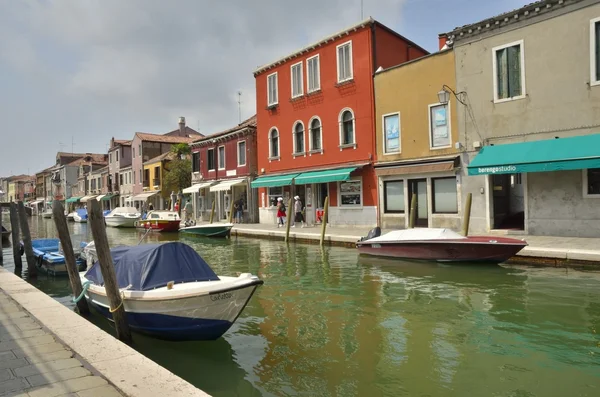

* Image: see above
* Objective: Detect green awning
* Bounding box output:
[468,134,600,176]
[295,167,358,185]
[101,193,115,201]
[251,173,299,188]
[65,197,81,203]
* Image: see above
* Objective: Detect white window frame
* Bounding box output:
[308,116,323,154]
[267,72,278,106]
[306,54,321,93]
[207,148,216,171]
[192,151,200,174]
[428,102,452,150]
[590,17,600,87]
[267,186,283,207]
[336,41,353,83]
[218,145,225,170]
[269,127,280,161]
[382,111,401,155]
[237,140,246,167]
[338,107,357,150]
[338,177,362,208]
[292,121,306,157]
[492,39,526,103]
[290,61,303,98]
[583,169,600,198]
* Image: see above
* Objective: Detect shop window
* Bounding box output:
[384,180,404,213]
[268,187,283,207]
[432,177,458,213]
[339,179,361,207]
[585,168,600,196]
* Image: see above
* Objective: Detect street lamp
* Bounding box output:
[438,87,451,105]
[437,84,466,105]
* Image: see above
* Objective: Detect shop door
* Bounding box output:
[492,174,524,230]
[408,179,428,227]
[316,183,328,223]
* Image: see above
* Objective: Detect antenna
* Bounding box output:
[237,91,242,123]
[361,0,363,19]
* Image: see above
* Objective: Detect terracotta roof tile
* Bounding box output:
[135,132,198,144]
[192,115,256,144]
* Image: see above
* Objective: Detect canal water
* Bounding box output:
[1,214,600,397]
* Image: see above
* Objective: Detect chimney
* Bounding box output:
[110,137,115,149]
[438,33,448,51]
[179,117,186,137]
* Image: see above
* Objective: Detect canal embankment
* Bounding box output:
[0,268,210,397]
[230,223,600,267]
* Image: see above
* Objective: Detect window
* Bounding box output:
[132,147,135,158]
[116,151,119,162]
[339,179,361,206]
[493,40,525,102]
[291,62,303,98]
[139,170,142,185]
[429,103,451,148]
[293,122,305,155]
[207,148,215,170]
[218,146,225,169]
[267,72,278,106]
[269,128,280,159]
[432,177,458,213]
[133,171,135,184]
[382,113,400,154]
[192,152,200,173]
[307,55,320,92]
[109,153,112,164]
[584,168,600,196]
[339,109,355,147]
[237,141,246,166]
[268,187,282,207]
[591,18,600,85]
[138,145,142,157]
[336,41,353,82]
[384,181,404,213]
[309,117,322,152]
[119,174,123,185]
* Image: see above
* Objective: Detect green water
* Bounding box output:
[1,214,600,396]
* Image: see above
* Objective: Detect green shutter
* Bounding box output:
[507,45,522,97]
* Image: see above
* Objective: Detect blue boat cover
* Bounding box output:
[31,238,60,255]
[76,209,88,219]
[84,242,220,291]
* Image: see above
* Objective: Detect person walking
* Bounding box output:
[234,196,244,223]
[276,197,286,228]
[148,202,154,211]
[184,200,193,222]
[292,195,305,228]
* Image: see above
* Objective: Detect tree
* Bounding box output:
[161,144,192,201]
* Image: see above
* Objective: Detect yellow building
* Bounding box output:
[140,152,175,209]
[374,49,462,229]
[7,182,16,202]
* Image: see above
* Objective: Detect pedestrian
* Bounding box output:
[234,197,244,224]
[184,200,193,222]
[174,201,180,213]
[292,195,305,228]
[148,202,154,211]
[276,197,286,228]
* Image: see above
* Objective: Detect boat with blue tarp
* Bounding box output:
[79,242,263,341]
[20,238,87,276]
[73,208,88,223]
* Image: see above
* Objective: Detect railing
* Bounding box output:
[153,178,160,187]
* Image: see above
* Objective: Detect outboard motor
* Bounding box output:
[358,226,381,242]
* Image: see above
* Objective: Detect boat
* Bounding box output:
[135,210,181,232]
[356,227,528,264]
[20,238,87,276]
[104,207,141,228]
[179,222,234,238]
[42,209,53,219]
[1,226,10,242]
[66,211,77,221]
[73,208,88,223]
[80,242,264,341]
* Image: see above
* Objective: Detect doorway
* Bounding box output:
[492,174,524,230]
[408,179,428,227]
[315,183,328,223]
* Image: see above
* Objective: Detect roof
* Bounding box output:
[114,139,131,145]
[254,18,429,75]
[143,151,177,165]
[163,126,204,137]
[56,152,107,162]
[135,132,197,144]
[445,0,582,42]
[374,48,451,76]
[191,115,257,146]
[7,174,34,183]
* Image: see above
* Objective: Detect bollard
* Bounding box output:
[53,201,89,315]
[88,199,132,343]
[461,193,473,237]
[9,203,22,268]
[285,198,293,243]
[17,201,37,278]
[409,194,417,229]
[320,196,329,246]
[209,200,216,224]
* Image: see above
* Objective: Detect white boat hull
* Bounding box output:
[105,216,139,228]
[73,215,87,223]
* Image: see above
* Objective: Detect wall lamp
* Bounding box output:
[437,84,467,106]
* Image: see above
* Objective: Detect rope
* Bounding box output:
[109,291,126,313]
[72,281,92,303]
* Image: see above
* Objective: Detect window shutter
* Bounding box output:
[496,48,508,99]
[507,45,521,97]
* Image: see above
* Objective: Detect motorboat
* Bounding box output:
[80,242,264,341]
[20,238,87,276]
[356,227,528,264]
[135,210,181,232]
[179,222,234,238]
[1,225,10,242]
[104,207,141,228]
[73,208,88,223]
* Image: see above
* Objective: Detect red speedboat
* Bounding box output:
[356,227,527,264]
[135,210,181,232]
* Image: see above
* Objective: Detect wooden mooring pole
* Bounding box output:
[17,201,37,278]
[9,203,22,269]
[319,196,329,246]
[228,196,235,224]
[53,201,90,315]
[285,197,293,243]
[0,208,3,263]
[88,199,132,343]
[209,200,216,224]
[461,193,473,237]
[409,194,417,229]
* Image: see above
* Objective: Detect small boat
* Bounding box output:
[21,238,87,276]
[105,207,141,228]
[42,209,53,219]
[1,226,10,242]
[66,211,76,221]
[179,222,234,238]
[73,208,88,223]
[80,242,263,341]
[135,210,181,232]
[356,227,528,264]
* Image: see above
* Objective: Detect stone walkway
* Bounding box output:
[0,291,122,397]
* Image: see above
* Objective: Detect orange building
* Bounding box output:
[251,18,428,226]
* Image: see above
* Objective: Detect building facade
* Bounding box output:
[374,49,462,230]
[140,152,176,210]
[119,165,134,207]
[445,0,600,237]
[107,138,132,210]
[251,18,428,226]
[187,116,258,222]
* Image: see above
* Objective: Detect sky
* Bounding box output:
[0,0,529,176]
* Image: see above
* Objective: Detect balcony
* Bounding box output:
[153,178,161,188]
[143,180,150,188]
